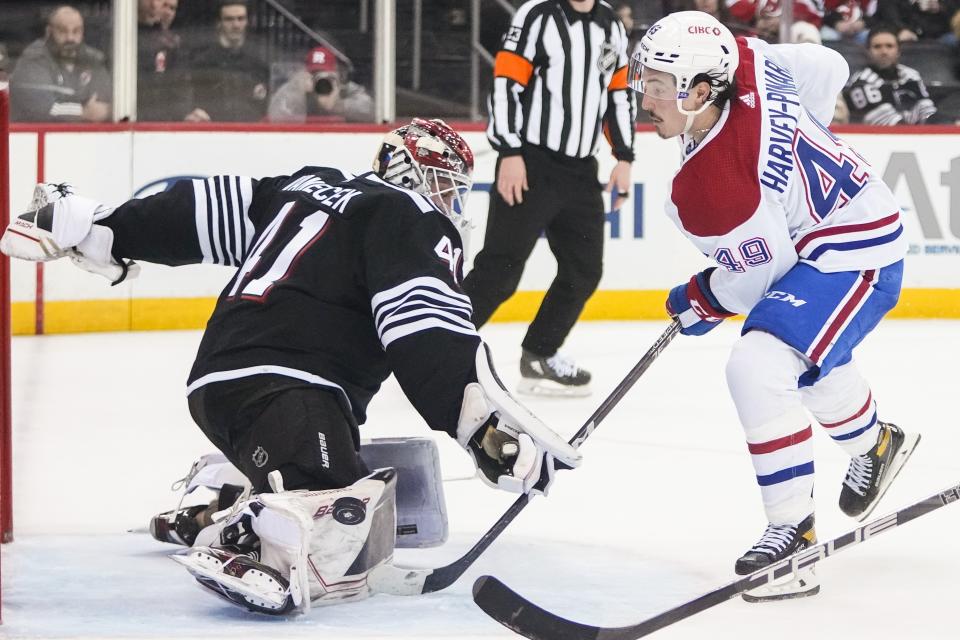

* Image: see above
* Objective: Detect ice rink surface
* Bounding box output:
[3,319,958,640]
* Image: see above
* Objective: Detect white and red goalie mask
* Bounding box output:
[373,118,475,232]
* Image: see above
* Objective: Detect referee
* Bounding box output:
[463,0,635,397]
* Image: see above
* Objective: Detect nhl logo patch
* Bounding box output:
[505,26,522,44]
[598,42,617,73]
[252,446,269,468]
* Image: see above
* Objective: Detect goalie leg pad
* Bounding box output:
[173,468,397,615]
[255,468,397,610]
[359,437,447,548]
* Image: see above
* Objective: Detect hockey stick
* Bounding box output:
[472,480,960,640]
[369,319,681,596]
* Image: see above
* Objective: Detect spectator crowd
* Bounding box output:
[615,0,960,124]
[1,0,959,125]
[2,0,373,123]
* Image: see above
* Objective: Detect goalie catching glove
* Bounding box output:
[457,344,582,495]
[0,183,139,285]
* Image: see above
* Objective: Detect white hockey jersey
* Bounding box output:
[665,37,907,315]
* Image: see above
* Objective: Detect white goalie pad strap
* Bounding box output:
[457,343,582,469]
[250,498,310,611]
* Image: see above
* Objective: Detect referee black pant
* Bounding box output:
[463,144,604,357]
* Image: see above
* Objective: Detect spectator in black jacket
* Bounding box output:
[10,5,111,122]
[843,25,947,124]
[186,0,268,122]
[138,0,193,121]
[875,0,960,42]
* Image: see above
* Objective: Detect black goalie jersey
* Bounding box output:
[99,168,481,436]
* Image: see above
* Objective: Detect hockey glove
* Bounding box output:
[457,381,577,496]
[667,268,735,336]
[0,183,139,285]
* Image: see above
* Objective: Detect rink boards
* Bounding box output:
[4,124,960,333]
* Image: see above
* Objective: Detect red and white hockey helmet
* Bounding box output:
[373,118,474,231]
[629,11,739,116]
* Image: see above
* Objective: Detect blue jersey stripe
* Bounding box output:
[805,225,903,261]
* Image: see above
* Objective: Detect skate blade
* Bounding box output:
[742,567,820,603]
[856,431,921,522]
[516,378,592,398]
[171,553,290,609]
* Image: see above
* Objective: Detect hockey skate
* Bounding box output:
[736,514,820,602]
[839,422,920,521]
[172,503,295,615]
[150,483,246,546]
[174,546,298,615]
[517,349,592,397]
[151,504,209,547]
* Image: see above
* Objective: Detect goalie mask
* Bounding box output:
[373,118,474,232]
[628,11,738,124]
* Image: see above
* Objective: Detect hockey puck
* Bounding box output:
[332,497,366,525]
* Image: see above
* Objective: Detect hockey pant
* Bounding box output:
[725,262,902,524]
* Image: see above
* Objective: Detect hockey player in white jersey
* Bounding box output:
[628,12,920,601]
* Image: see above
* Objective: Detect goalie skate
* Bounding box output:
[173,547,298,615]
[151,504,208,547]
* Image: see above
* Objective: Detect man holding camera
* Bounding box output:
[268,45,373,123]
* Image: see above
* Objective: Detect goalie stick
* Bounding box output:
[472,479,960,640]
[369,320,681,596]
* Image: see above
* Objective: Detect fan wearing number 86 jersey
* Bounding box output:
[632,11,918,602]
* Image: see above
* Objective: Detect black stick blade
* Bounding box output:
[473,576,603,640]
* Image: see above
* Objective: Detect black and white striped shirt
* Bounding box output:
[487,0,635,161]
